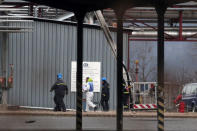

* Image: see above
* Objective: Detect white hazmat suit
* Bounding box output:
[83,78,96,111]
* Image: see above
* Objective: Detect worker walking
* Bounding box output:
[100,77,110,111]
[83,77,97,112]
[50,73,68,112]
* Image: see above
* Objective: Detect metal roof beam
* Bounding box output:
[56,12,74,21]
[104,10,197,19]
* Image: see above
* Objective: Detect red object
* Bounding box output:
[174,94,182,104]
[0,77,5,86]
[150,84,155,89]
[0,78,4,83]
[8,77,13,83]
[179,102,185,113]
[133,104,157,109]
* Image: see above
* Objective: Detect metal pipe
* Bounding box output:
[1,31,7,105]
[0,30,33,32]
[179,11,183,40]
[132,7,197,11]
[56,12,74,21]
[29,4,33,16]
[104,10,197,19]
[128,27,197,31]
[105,6,197,11]
[128,18,175,39]
[0,8,28,11]
[130,31,197,38]
[34,6,48,17]
[3,15,33,18]
[0,20,34,22]
[135,60,139,82]
[129,38,197,42]
[119,19,197,24]
[127,33,130,72]
[127,33,133,110]
[0,26,32,29]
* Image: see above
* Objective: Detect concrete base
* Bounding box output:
[0,104,8,110]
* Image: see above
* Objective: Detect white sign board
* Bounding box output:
[71,61,101,92]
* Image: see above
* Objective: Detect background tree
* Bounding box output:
[129,42,156,82]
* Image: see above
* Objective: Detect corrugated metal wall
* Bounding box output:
[0,32,3,103]
[0,29,8,103]
[6,19,128,110]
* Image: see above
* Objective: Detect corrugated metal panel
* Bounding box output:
[0,32,3,103]
[7,20,128,110]
[0,33,3,76]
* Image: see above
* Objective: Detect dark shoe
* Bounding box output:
[94,106,98,112]
[62,109,67,112]
[53,108,58,112]
[54,107,61,112]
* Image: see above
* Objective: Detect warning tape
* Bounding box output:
[133,104,157,109]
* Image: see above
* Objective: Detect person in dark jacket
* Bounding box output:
[100,77,110,111]
[50,73,68,112]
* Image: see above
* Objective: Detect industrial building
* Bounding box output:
[1,18,130,110]
[0,0,197,130]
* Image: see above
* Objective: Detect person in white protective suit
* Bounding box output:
[83,77,97,112]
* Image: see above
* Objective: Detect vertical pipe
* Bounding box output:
[135,61,139,82]
[155,4,166,131]
[127,33,130,71]
[127,33,133,110]
[75,11,85,131]
[29,4,33,16]
[179,11,183,40]
[38,8,42,17]
[115,10,124,131]
[1,32,7,105]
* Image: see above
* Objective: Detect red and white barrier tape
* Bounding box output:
[133,104,157,109]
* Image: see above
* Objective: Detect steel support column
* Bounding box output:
[127,33,130,72]
[75,11,86,131]
[179,11,183,40]
[155,4,167,131]
[115,10,125,131]
[127,33,133,110]
[1,32,7,105]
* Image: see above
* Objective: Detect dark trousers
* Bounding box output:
[101,98,109,111]
[54,95,66,111]
[123,94,129,110]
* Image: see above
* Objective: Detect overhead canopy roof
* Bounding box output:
[25,0,196,12]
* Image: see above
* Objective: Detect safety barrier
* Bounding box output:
[133,104,157,110]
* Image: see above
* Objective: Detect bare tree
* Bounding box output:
[193,71,197,82]
[164,64,194,110]
[130,42,156,82]
[165,63,193,94]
